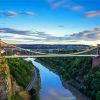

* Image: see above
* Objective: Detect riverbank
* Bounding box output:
[28,66,40,100]
[36,59,91,100]
[61,78,90,100]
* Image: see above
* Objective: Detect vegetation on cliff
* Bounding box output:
[38,57,100,100]
[7,58,40,100]
[7,58,33,88]
[0,57,12,100]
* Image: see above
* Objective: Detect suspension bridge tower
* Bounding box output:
[92,44,100,68]
[0,38,2,57]
[97,44,100,56]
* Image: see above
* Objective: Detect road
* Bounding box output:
[26,67,37,91]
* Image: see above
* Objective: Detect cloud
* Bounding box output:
[51,1,64,9]
[0,28,51,41]
[95,34,100,39]
[0,28,30,35]
[84,11,100,18]
[50,0,83,12]
[0,27,100,45]
[64,5,83,11]
[0,11,35,17]
[94,27,100,31]
[3,11,17,16]
[21,12,35,16]
[69,27,100,40]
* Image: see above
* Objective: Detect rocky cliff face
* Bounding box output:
[0,57,12,100]
[0,57,30,100]
[0,75,8,100]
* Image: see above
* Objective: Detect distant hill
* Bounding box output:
[0,41,16,47]
[18,44,90,51]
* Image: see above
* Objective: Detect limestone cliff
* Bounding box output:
[0,57,12,100]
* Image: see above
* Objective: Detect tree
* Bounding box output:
[96,91,100,100]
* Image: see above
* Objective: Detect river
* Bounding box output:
[31,59,77,100]
[26,58,90,100]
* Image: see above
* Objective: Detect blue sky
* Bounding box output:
[0,0,100,45]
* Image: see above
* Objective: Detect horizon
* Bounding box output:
[1,40,97,47]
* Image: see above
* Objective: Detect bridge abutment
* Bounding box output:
[92,44,100,68]
[97,44,100,55]
[92,56,100,68]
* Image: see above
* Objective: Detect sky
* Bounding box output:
[0,0,100,45]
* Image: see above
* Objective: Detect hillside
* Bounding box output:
[38,57,100,100]
[0,41,16,47]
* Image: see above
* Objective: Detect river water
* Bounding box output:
[32,59,77,100]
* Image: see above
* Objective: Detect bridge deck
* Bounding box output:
[5,54,99,58]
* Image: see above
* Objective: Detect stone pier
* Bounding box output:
[92,44,100,68]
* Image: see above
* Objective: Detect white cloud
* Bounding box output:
[4,11,17,16]
[84,11,100,18]
[0,11,35,17]
[0,27,100,46]
[21,12,35,16]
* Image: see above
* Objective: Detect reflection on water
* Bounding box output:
[32,59,76,100]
